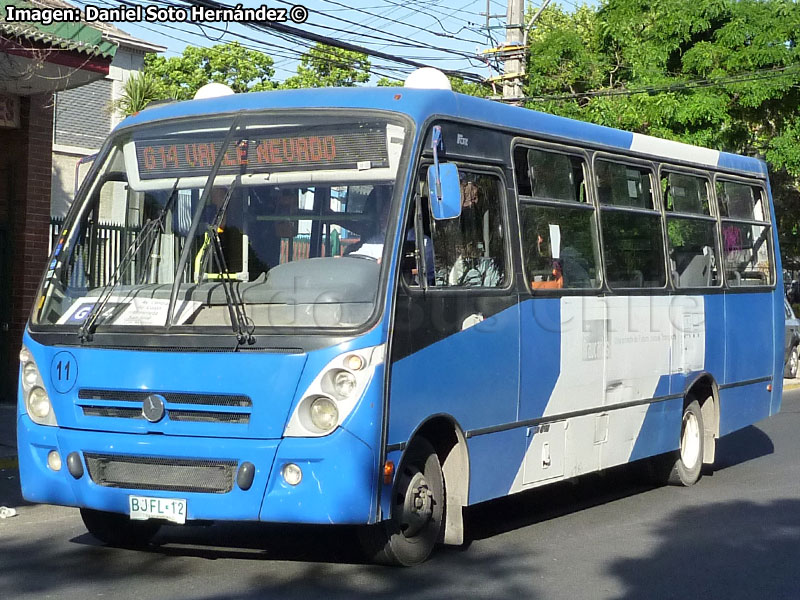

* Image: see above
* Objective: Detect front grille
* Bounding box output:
[84,453,237,493]
[78,389,252,424]
[82,407,142,419]
[79,389,252,407]
[168,410,249,424]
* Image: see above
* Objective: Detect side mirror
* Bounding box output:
[427,163,462,220]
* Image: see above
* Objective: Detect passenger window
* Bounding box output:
[721,222,773,286]
[662,172,710,215]
[515,147,598,291]
[596,160,654,208]
[602,211,666,288]
[428,171,507,288]
[521,204,599,289]
[716,179,773,287]
[514,146,586,203]
[716,180,766,221]
[666,217,720,288]
[595,159,665,289]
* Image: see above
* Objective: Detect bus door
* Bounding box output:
[389,165,520,503]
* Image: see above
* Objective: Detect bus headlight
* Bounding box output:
[22,362,39,389]
[19,345,57,426]
[310,396,339,431]
[283,344,385,437]
[331,370,357,400]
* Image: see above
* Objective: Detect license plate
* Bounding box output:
[129,495,187,524]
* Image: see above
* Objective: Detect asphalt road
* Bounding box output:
[2,389,800,600]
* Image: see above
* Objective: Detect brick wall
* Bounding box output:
[0,94,54,400]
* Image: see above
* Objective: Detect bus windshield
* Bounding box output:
[34,112,408,334]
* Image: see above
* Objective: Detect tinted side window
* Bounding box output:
[721,222,773,286]
[666,217,720,288]
[602,211,666,288]
[514,146,586,203]
[521,204,599,289]
[596,159,665,289]
[716,179,773,287]
[596,160,654,209]
[515,147,598,291]
[663,172,710,215]
[430,172,507,288]
[716,180,767,220]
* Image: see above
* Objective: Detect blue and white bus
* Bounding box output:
[18,73,783,565]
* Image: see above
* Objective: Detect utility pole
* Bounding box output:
[502,0,525,102]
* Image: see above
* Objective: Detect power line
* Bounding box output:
[176,0,485,81]
[519,65,800,102]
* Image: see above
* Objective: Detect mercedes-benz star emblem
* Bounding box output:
[142,394,166,423]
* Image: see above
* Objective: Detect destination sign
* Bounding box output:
[134,124,389,180]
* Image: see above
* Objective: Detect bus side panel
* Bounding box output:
[701,293,727,387]
[720,291,774,436]
[387,301,520,494]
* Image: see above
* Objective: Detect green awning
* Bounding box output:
[0,0,116,59]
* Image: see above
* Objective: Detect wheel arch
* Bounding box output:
[684,371,720,465]
[396,414,470,546]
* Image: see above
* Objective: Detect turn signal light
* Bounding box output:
[383,460,395,485]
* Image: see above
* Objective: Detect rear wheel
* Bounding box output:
[80,508,160,547]
[664,400,705,486]
[785,346,798,379]
[359,438,444,566]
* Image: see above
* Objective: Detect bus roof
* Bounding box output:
[119,87,767,178]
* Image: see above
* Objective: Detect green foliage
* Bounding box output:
[143,42,276,100]
[523,0,800,267]
[111,72,163,117]
[280,44,371,89]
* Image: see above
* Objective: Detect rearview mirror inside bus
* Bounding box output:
[427,163,462,220]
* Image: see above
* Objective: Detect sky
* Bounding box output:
[67,0,596,84]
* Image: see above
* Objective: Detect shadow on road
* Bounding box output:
[0,424,785,599]
[609,498,800,598]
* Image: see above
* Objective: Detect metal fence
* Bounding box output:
[50,217,142,288]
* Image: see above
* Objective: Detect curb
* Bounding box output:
[784,382,800,391]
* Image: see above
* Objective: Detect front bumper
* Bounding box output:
[18,415,376,525]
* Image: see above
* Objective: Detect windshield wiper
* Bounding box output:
[195,175,256,345]
[79,180,181,342]
[166,117,257,346]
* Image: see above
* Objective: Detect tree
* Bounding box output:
[281,44,371,89]
[143,42,276,100]
[112,72,163,117]
[522,0,800,269]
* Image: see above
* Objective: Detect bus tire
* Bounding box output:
[359,437,444,566]
[666,400,704,486]
[80,508,160,547]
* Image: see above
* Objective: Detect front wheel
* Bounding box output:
[80,508,161,547]
[663,400,705,486]
[359,438,444,566]
[785,346,798,379]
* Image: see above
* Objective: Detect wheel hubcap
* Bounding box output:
[791,350,798,374]
[681,412,701,469]
[398,469,434,538]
